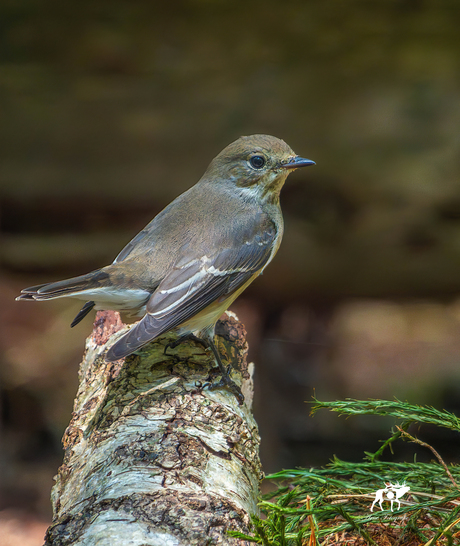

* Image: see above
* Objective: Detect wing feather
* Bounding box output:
[106,225,276,361]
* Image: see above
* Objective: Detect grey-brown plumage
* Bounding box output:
[17,134,315,402]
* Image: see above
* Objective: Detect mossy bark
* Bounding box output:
[45,310,261,546]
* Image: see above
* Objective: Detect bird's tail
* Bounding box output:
[16,270,110,302]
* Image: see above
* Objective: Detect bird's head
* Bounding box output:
[203,134,315,202]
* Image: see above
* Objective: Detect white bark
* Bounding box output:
[45,311,261,546]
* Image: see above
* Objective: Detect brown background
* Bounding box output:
[2,1,460,541]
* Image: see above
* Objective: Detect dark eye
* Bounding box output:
[250,155,266,169]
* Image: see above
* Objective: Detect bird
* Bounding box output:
[16,134,315,403]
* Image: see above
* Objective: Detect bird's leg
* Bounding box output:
[163,333,208,356]
[202,333,244,406]
[164,331,244,405]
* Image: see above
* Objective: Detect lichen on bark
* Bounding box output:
[45,310,261,546]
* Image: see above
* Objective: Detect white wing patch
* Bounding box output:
[158,269,204,295]
[152,256,252,317]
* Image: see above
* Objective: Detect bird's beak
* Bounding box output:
[280,156,316,169]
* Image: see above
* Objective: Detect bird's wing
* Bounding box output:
[106,225,276,361]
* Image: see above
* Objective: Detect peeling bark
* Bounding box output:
[45,311,261,546]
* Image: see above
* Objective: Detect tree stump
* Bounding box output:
[45,310,261,546]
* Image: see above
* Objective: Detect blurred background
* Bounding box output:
[2,0,460,542]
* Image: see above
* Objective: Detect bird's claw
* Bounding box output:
[164,333,207,356]
[205,374,244,405]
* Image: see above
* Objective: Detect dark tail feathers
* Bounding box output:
[71,301,96,327]
[16,270,110,301]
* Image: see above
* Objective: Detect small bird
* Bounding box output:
[17,134,314,403]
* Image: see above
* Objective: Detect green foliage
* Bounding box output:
[229,399,460,545]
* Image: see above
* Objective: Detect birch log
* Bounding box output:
[44,310,261,546]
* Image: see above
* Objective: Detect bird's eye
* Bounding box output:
[249,155,266,169]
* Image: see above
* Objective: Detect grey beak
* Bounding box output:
[281,156,316,169]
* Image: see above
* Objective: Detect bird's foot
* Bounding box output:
[165,332,245,405]
[205,366,244,406]
[164,333,207,356]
